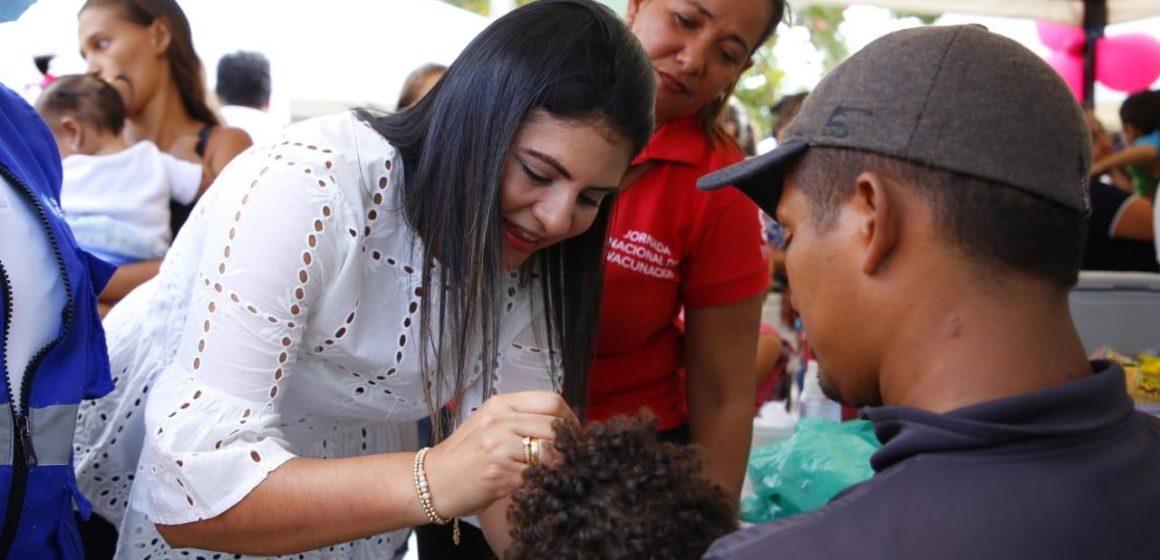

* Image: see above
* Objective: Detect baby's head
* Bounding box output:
[1118,89,1160,144]
[506,413,738,560]
[36,74,126,158]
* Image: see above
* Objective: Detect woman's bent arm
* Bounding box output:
[158,453,426,556]
[684,293,764,503]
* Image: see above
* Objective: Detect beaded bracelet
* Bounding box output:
[412,447,460,545]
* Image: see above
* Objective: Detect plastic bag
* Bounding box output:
[740,418,880,523]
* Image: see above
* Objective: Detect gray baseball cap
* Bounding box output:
[698,25,1092,216]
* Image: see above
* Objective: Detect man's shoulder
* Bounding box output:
[706,476,890,559]
[706,408,1160,560]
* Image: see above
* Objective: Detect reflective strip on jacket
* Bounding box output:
[0,82,115,559]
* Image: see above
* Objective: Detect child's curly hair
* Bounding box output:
[505,413,738,559]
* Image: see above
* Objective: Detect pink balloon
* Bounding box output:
[1037,20,1084,54]
[1096,34,1160,92]
[1047,51,1085,102]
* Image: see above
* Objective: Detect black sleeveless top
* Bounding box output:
[168,124,214,237]
[194,124,212,157]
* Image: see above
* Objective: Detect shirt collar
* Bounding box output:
[631,115,708,167]
[861,360,1138,472]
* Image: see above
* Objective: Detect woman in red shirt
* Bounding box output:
[590,0,786,504]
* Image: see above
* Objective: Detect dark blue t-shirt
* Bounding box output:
[705,361,1160,560]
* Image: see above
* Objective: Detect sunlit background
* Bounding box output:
[2,0,1158,144]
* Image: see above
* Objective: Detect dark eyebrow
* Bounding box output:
[686,0,752,54]
[523,148,572,180]
[522,149,619,191]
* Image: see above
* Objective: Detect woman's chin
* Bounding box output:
[502,251,526,271]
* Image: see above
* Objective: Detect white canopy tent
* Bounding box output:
[4,1,1154,115]
[797,1,1160,103]
[800,0,1160,26]
[182,0,490,118]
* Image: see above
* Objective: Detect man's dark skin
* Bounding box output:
[774,161,1092,414]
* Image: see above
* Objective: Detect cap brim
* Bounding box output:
[696,139,808,216]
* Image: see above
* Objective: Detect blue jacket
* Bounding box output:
[0,83,115,558]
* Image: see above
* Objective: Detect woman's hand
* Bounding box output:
[156,391,574,556]
[422,391,576,518]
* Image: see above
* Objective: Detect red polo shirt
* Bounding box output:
[588,116,769,429]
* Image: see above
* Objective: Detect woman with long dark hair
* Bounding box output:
[77,0,252,312]
[72,1,654,558]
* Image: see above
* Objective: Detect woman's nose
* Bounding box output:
[675,40,708,76]
[532,191,575,238]
[85,57,102,76]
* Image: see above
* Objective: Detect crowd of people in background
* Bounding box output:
[1,0,1159,559]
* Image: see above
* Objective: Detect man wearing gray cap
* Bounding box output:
[700,24,1160,560]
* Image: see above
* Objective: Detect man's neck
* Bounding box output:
[877,280,1092,414]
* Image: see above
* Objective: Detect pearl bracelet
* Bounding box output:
[412,447,460,545]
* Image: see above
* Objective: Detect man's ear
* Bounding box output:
[624,0,645,27]
[851,171,901,275]
[149,19,171,55]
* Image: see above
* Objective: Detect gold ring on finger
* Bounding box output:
[528,437,541,466]
[522,436,533,465]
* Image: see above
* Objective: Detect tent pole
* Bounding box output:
[1082,0,1107,108]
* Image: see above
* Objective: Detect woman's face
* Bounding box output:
[499,110,632,270]
[78,5,168,117]
[626,0,771,125]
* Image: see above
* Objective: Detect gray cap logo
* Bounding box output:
[698,25,1093,217]
[820,106,874,139]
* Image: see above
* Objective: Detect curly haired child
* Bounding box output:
[505,414,738,560]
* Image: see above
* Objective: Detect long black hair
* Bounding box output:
[360,0,654,438]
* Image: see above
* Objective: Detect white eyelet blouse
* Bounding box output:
[74,112,558,559]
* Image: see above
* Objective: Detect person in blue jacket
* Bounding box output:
[0,5,117,554]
